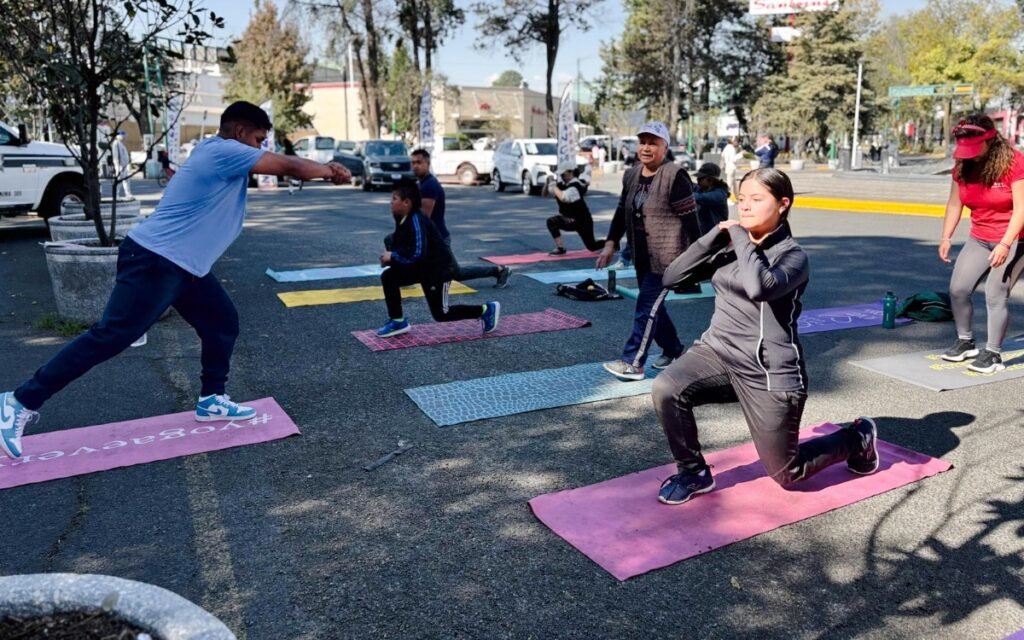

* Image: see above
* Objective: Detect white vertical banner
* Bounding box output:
[419,81,433,150]
[165,94,182,165]
[257,100,277,190]
[557,81,577,169]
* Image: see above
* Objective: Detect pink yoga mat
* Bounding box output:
[529,423,952,581]
[352,308,591,351]
[0,398,299,490]
[481,250,599,266]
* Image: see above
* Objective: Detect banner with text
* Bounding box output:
[419,82,433,149]
[750,0,839,15]
[557,81,577,170]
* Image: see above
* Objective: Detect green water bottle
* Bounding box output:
[882,291,897,329]
[607,268,617,293]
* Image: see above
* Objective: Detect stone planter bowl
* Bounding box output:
[49,213,141,242]
[0,573,235,640]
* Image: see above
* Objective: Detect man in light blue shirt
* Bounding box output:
[0,101,350,459]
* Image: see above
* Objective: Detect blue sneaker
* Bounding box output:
[481,301,501,334]
[0,391,39,460]
[376,318,410,338]
[195,395,257,423]
[658,469,715,505]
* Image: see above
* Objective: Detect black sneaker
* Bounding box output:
[941,338,979,362]
[495,265,512,289]
[548,247,567,256]
[967,349,1005,373]
[658,469,715,505]
[847,417,879,476]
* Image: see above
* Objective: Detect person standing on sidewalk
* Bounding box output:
[411,149,511,288]
[0,101,351,460]
[939,115,1024,373]
[112,130,133,199]
[652,168,879,505]
[755,134,779,169]
[721,137,741,199]
[544,161,603,255]
[596,122,702,381]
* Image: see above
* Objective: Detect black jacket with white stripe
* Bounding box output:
[663,222,809,392]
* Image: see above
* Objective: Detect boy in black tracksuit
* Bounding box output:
[377,180,500,338]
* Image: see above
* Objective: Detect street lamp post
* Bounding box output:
[851,58,864,170]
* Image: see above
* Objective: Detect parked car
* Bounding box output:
[491,138,589,195]
[331,150,365,186]
[429,135,494,185]
[617,136,639,164]
[0,120,85,219]
[668,143,695,170]
[356,140,414,191]
[294,135,336,163]
[335,140,357,154]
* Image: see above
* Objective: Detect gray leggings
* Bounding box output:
[949,236,1024,351]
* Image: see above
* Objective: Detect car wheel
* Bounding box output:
[521,172,533,195]
[458,164,478,186]
[38,176,86,219]
[493,170,505,192]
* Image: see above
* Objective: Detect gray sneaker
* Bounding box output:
[603,360,645,381]
[495,265,512,289]
[652,353,677,369]
[941,338,979,362]
[967,349,1004,374]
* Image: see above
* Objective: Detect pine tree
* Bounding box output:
[224,1,314,137]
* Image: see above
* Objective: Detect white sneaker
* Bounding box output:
[195,395,257,422]
[0,391,39,459]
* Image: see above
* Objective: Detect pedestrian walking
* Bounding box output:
[112,130,133,199]
[596,122,702,380]
[652,168,879,505]
[0,101,351,460]
[939,114,1024,373]
[721,137,741,199]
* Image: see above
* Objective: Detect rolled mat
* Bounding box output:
[278,282,476,307]
[0,398,299,490]
[405,362,656,427]
[353,308,590,351]
[529,423,951,580]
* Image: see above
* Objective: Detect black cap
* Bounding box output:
[695,162,721,179]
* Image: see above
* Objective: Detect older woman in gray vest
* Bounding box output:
[597,122,702,380]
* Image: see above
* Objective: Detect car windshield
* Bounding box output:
[524,142,557,155]
[336,141,355,151]
[364,141,408,156]
[315,138,336,150]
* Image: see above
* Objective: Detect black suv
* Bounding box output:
[356,140,414,191]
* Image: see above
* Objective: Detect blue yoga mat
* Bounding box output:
[405,363,656,427]
[265,264,384,282]
[616,281,715,301]
[524,267,638,285]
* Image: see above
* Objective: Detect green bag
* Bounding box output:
[897,292,953,322]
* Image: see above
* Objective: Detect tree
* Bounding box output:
[492,70,524,87]
[751,0,879,159]
[382,43,421,137]
[396,0,465,72]
[473,0,604,136]
[0,0,219,245]
[224,1,314,137]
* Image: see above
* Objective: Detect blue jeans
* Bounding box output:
[16,237,239,410]
[621,271,683,368]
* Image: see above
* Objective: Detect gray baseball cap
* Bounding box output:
[636,121,670,145]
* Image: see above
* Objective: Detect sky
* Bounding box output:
[200,0,930,89]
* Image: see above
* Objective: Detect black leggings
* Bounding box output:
[546,215,603,251]
[651,343,859,487]
[381,266,482,322]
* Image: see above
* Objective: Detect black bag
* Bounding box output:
[897,291,953,322]
[555,278,620,301]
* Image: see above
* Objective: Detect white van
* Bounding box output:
[294,135,336,163]
[491,138,589,195]
[0,121,85,219]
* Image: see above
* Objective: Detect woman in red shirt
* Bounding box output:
[939,115,1024,373]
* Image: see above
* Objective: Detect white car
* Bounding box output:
[294,135,336,163]
[429,135,494,185]
[491,138,588,195]
[0,121,85,219]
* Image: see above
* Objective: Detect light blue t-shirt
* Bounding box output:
[129,136,265,277]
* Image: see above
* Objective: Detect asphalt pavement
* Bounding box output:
[0,174,1022,639]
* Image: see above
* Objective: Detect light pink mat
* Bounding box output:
[480,249,599,266]
[529,423,952,581]
[0,398,299,490]
[352,308,591,351]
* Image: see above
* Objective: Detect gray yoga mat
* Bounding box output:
[850,334,1024,391]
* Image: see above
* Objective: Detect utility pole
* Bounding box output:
[851,58,864,170]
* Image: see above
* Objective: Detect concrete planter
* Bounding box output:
[43,239,119,324]
[789,159,805,171]
[62,199,141,218]
[0,573,235,639]
[49,213,141,242]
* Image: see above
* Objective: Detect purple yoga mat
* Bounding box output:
[529,423,952,581]
[1005,631,1024,639]
[0,398,300,490]
[352,308,591,351]
[799,302,911,334]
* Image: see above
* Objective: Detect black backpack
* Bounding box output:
[555,278,621,301]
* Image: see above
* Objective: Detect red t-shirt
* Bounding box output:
[956,150,1024,242]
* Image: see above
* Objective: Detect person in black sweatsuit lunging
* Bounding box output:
[376,179,501,338]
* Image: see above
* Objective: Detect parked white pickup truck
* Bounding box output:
[428,135,494,186]
[0,121,85,219]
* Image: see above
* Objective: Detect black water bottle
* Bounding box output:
[607,268,617,293]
